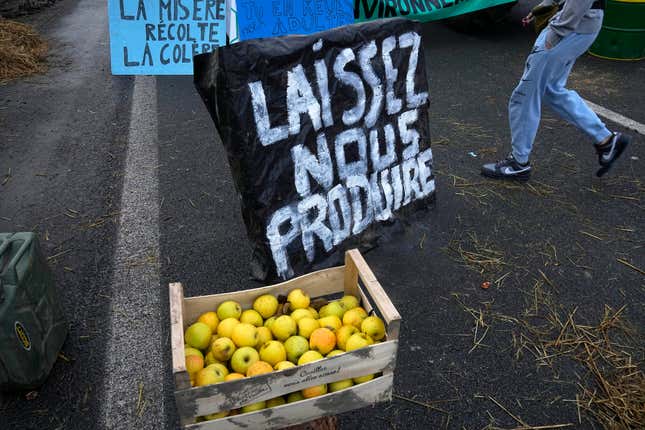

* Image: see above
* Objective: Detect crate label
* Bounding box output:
[283,364,341,388]
[14,321,31,351]
[231,382,273,404]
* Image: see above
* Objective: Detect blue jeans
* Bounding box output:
[509,30,612,164]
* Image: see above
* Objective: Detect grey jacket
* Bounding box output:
[540,0,604,47]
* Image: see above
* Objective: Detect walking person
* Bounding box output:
[481,0,630,181]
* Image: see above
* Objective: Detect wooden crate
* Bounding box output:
[170,249,401,429]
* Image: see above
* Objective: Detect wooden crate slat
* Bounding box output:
[183,267,345,325]
[185,373,394,430]
[175,340,397,417]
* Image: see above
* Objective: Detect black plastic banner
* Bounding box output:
[195,18,435,281]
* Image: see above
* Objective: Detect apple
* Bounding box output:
[266,397,286,408]
[271,315,297,341]
[241,401,266,413]
[256,326,273,347]
[274,361,296,371]
[246,360,273,377]
[284,335,309,363]
[264,317,276,329]
[217,318,240,338]
[210,362,229,377]
[307,307,319,319]
[259,340,287,366]
[231,323,259,347]
[253,294,279,319]
[335,325,359,350]
[195,365,226,386]
[301,384,327,398]
[211,337,236,362]
[309,328,336,355]
[287,289,310,310]
[342,307,368,329]
[318,315,342,332]
[345,333,374,352]
[230,346,260,375]
[290,308,313,322]
[353,374,374,384]
[297,317,320,339]
[203,410,229,420]
[298,350,323,365]
[185,322,212,350]
[339,295,360,310]
[197,311,220,333]
[204,351,218,366]
[326,350,344,358]
[217,300,242,320]
[185,354,204,374]
[329,379,353,392]
[319,301,345,319]
[287,392,304,403]
[361,316,386,341]
[184,347,204,359]
[225,373,245,381]
[240,309,264,327]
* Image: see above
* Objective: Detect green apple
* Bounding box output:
[230,346,260,375]
[240,309,264,327]
[345,333,374,352]
[339,295,360,310]
[326,350,344,358]
[185,322,212,350]
[287,289,310,310]
[231,323,259,347]
[217,300,242,320]
[284,335,309,363]
[297,350,323,365]
[361,316,386,341]
[259,340,287,367]
[195,365,225,386]
[253,294,279,319]
[329,379,353,392]
[184,347,204,359]
[266,397,286,408]
[264,316,276,329]
[287,392,304,403]
[211,337,236,362]
[240,401,266,413]
[271,315,297,341]
[209,362,229,377]
[319,301,345,319]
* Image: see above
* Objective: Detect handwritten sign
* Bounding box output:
[108,0,226,75]
[195,19,434,280]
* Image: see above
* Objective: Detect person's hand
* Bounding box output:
[521,12,534,27]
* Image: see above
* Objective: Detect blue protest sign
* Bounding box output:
[108,0,227,75]
[234,0,354,41]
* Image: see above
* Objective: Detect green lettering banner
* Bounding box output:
[355,0,516,23]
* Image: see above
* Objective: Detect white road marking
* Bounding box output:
[102,76,165,428]
[584,98,645,136]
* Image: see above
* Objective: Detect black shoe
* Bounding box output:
[596,132,630,177]
[481,153,531,181]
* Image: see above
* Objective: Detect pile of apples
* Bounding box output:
[183,288,386,422]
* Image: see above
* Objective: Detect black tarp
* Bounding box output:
[195,18,435,281]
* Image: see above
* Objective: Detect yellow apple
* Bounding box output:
[217,318,240,338]
[329,379,353,392]
[184,347,204,359]
[301,384,327,398]
[197,311,220,333]
[240,309,264,327]
[256,326,273,346]
[339,295,360,310]
[319,301,345,319]
[345,333,374,352]
[298,350,323,365]
[185,322,212,350]
[253,294,279,319]
[246,360,273,377]
[195,365,226,386]
[185,354,204,374]
[225,373,245,381]
[336,325,359,350]
[211,337,236,362]
[287,392,304,403]
[204,351,219,366]
[203,410,229,420]
[297,317,319,339]
[326,350,344,358]
[271,315,297,341]
[318,315,342,332]
[217,300,242,320]
[284,335,309,363]
[287,289,310,310]
[361,316,386,341]
[307,307,319,319]
[274,361,296,371]
[290,308,314,322]
[309,328,336,355]
[240,401,266,413]
[266,397,286,408]
[231,323,259,347]
[209,362,229,377]
[264,316,276,329]
[342,307,368,329]
[353,374,374,384]
[259,340,287,366]
[230,346,259,375]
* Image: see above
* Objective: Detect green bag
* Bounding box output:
[0,233,68,391]
[532,4,560,34]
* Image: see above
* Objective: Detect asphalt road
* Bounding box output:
[1,1,643,429]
